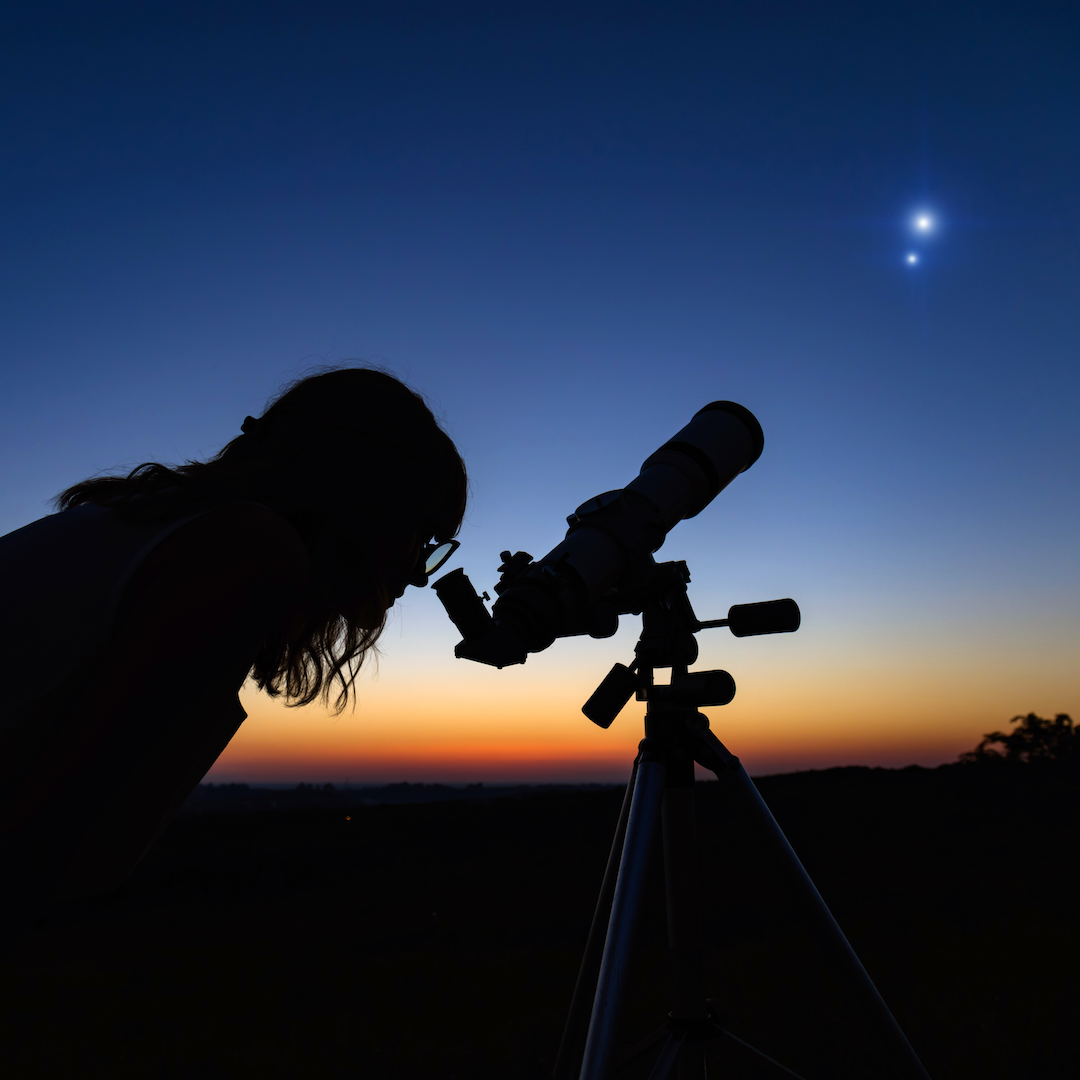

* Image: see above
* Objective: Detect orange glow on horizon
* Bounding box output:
[198,616,1078,785]
[199,671,1073,784]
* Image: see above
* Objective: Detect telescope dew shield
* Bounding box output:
[627,401,764,528]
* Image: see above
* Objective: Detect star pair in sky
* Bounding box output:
[905,212,935,266]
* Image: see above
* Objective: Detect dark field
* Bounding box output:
[1,764,1076,1079]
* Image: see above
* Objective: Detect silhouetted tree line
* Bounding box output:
[960,712,1077,765]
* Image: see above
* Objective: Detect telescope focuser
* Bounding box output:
[495,550,533,589]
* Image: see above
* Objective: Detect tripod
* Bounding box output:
[551,568,932,1080]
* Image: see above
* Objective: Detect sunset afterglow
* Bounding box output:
[2,4,1076,788]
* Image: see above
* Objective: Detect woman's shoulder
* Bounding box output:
[188,502,309,555]
[145,502,310,586]
[113,503,312,631]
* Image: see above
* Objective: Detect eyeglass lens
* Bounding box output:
[424,540,459,575]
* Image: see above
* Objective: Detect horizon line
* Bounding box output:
[200,761,954,788]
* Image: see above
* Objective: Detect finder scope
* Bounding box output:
[433,401,766,668]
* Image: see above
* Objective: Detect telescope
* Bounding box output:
[433,401,797,675]
[429,402,931,1080]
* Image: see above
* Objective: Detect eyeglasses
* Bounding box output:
[408,538,461,588]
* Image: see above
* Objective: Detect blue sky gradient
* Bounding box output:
[2,1,1077,777]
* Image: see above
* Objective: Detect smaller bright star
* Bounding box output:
[906,253,919,265]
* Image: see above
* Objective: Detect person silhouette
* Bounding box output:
[0,368,466,919]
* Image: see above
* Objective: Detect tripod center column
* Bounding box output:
[655,705,711,1024]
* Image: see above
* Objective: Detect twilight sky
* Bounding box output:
[2,1,1077,781]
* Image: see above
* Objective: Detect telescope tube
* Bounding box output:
[450,401,764,667]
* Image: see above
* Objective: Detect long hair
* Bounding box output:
[56,368,468,710]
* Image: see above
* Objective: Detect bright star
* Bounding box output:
[913,213,933,232]
[906,253,919,265]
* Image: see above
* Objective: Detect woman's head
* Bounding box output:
[231,368,466,543]
[235,369,468,708]
[58,367,468,710]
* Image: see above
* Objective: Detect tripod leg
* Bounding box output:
[644,1031,685,1080]
[675,1045,707,1080]
[660,733,711,1080]
[697,729,932,1080]
[553,760,639,1080]
[579,756,667,1080]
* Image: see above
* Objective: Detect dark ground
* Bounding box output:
[1,763,1076,1079]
